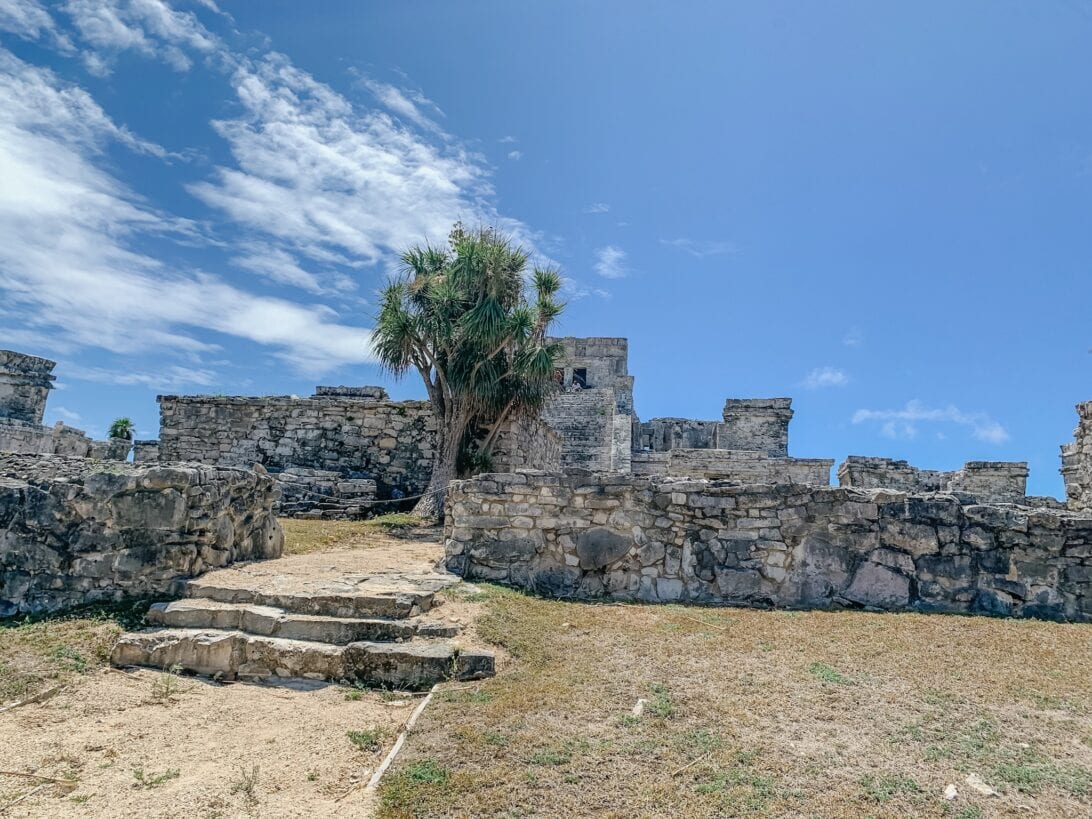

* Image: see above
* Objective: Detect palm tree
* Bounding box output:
[108,417,135,440]
[372,224,564,520]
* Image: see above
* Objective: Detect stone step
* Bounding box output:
[111,628,494,690]
[146,599,459,644]
[184,576,441,619]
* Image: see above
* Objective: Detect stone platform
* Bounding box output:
[112,549,495,689]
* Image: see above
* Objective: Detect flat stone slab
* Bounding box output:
[146,599,459,643]
[111,628,494,690]
[183,549,460,618]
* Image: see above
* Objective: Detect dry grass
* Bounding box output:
[280,515,433,555]
[379,585,1092,818]
[0,602,146,705]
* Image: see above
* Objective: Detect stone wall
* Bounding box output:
[0,350,55,424]
[630,450,831,484]
[133,440,160,463]
[664,449,833,484]
[273,467,377,519]
[0,419,95,458]
[635,418,723,452]
[157,393,437,499]
[1062,402,1092,512]
[490,413,562,473]
[0,454,282,616]
[445,472,1092,621]
[839,456,1029,503]
[720,398,793,456]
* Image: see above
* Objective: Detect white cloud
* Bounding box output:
[593,245,627,279]
[660,237,736,258]
[507,150,522,161]
[803,366,849,389]
[0,48,376,375]
[359,78,443,133]
[0,0,74,50]
[842,327,863,347]
[584,202,610,214]
[61,0,220,73]
[852,400,1009,444]
[188,52,542,274]
[498,135,517,144]
[62,363,220,391]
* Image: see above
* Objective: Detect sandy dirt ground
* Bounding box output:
[0,666,419,817]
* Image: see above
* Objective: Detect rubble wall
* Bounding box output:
[445,472,1092,621]
[0,454,282,616]
[157,394,438,498]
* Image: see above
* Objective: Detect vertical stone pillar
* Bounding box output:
[720,398,794,456]
[1062,401,1092,511]
[0,350,56,425]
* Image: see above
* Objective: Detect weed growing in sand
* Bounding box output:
[149,663,185,703]
[132,767,180,788]
[230,764,260,806]
[347,728,385,752]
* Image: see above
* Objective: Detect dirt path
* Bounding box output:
[0,522,488,817]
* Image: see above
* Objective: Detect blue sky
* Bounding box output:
[1,1,1090,497]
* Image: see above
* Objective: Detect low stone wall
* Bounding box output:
[629,450,831,484]
[635,418,723,451]
[0,454,282,616]
[273,467,377,519]
[663,449,833,484]
[1062,401,1092,512]
[445,472,1092,621]
[157,393,437,498]
[0,419,95,457]
[839,456,1029,503]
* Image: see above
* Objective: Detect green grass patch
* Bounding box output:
[347,728,385,752]
[859,773,922,802]
[808,662,853,685]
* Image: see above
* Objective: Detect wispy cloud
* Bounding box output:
[803,366,849,389]
[498,135,517,144]
[0,0,75,50]
[507,149,522,161]
[842,327,863,347]
[660,237,736,258]
[62,0,222,75]
[593,245,627,279]
[852,400,1009,444]
[584,202,610,214]
[63,363,221,391]
[0,47,376,374]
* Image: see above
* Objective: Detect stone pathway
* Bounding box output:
[111,549,494,689]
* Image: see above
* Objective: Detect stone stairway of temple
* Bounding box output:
[111,549,495,690]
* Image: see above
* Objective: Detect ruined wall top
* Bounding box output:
[313,385,390,400]
[0,349,57,425]
[720,397,794,456]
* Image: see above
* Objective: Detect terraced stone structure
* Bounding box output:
[111,550,495,688]
[444,471,1092,621]
[0,454,282,616]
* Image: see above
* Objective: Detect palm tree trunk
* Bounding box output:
[413,410,466,522]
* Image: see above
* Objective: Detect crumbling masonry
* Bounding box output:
[4,341,1092,620]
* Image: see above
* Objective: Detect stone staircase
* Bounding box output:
[110,552,494,690]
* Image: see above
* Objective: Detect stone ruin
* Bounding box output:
[0,349,284,616]
[0,350,131,460]
[4,340,1092,621]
